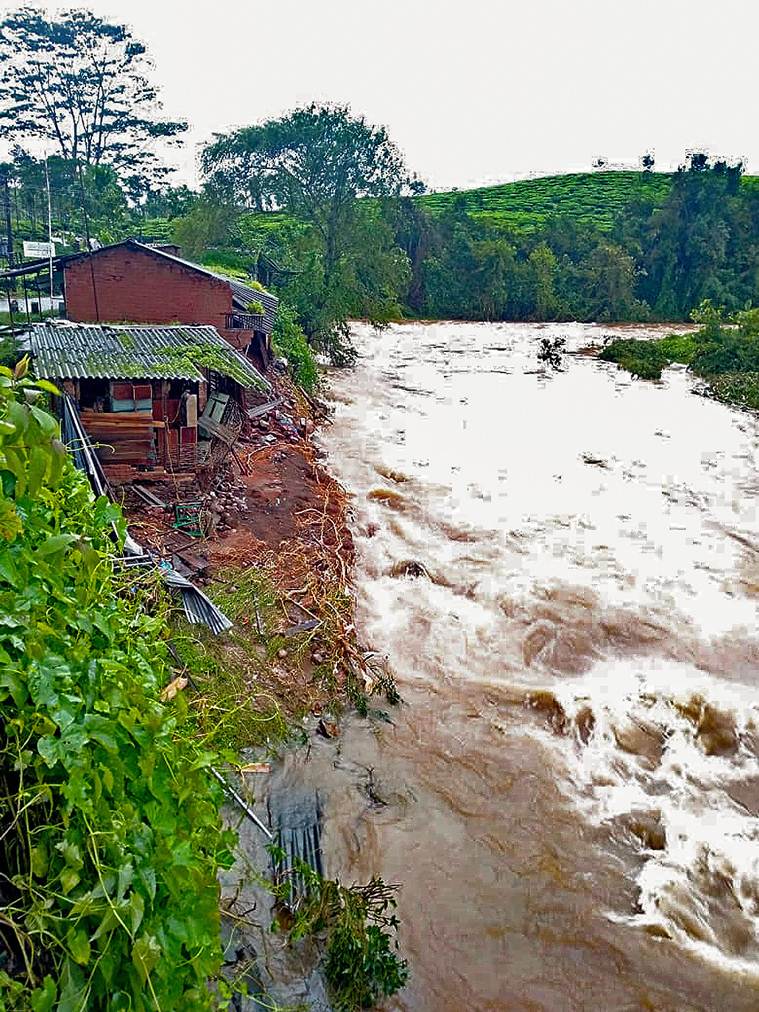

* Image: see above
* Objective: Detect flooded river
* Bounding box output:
[264,322,759,1010]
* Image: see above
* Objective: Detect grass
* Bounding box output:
[236,172,675,241]
[172,567,304,753]
[0,308,59,327]
[173,629,291,753]
[213,170,759,249]
[418,171,759,236]
[169,562,391,751]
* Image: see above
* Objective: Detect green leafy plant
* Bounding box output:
[267,844,408,1011]
[599,337,674,380]
[0,358,234,1009]
[600,300,759,402]
[246,300,266,316]
[271,303,318,392]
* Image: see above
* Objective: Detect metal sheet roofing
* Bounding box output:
[225,278,279,332]
[29,322,269,390]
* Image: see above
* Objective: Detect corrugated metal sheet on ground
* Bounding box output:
[29,322,269,390]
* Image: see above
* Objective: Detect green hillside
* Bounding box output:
[210,171,759,252]
[417,170,758,235]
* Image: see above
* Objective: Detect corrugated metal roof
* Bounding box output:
[29,322,269,389]
[225,278,279,333]
[161,568,234,634]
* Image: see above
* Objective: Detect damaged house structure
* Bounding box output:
[60,239,280,373]
[4,245,286,636]
[28,320,270,486]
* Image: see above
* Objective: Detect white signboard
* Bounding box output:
[23,240,56,259]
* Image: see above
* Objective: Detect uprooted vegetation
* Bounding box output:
[600,302,759,408]
[174,526,401,753]
[268,849,408,1011]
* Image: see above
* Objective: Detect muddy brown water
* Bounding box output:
[239,322,759,1010]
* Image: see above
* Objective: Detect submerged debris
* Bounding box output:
[537,335,567,370]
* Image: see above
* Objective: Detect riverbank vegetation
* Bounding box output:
[0,363,234,1009]
[601,302,759,410]
[267,851,408,1011]
[0,361,407,1008]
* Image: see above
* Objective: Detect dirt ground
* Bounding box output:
[204,440,353,586]
[119,375,353,592]
[115,375,371,727]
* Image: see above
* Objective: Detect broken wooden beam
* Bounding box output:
[247,398,282,421]
[133,484,168,508]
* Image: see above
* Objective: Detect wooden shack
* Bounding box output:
[28,321,269,483]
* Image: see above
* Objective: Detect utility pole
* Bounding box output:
[76,162,100,322]
[1,170,14,267]
[44,157,54,303]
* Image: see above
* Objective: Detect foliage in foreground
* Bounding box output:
[0,363,233,1009]
[599,302,759,408]
[269,846,408,1011]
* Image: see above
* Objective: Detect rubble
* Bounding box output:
[115,370,387,723]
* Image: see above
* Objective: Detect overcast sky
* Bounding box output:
[4,0,758,190]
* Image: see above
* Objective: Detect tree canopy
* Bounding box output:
[202,103,421,361]
[0,7,186,188]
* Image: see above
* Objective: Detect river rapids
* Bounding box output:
[258,321,759,1010]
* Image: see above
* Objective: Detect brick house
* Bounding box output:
[61,239,279,373]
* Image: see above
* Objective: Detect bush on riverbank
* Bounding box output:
[0,363,233,1009]
[272,302,318,393]
[268,849,408,1011]
[599,302,759,407]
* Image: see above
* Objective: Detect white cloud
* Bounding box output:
[3,0,757,188]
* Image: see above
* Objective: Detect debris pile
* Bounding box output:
[114,369,397,726]
[206,474,248,535]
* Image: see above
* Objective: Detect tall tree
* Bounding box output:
[0,7,186,188]
[528,243,558,319]
[202,103,421,361]
[582,241,642,321]
[644,154,745,316]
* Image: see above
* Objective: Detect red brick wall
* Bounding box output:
[64,246,235,335]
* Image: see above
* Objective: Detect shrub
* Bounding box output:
[599,300,759,413]
[599,338,671,380]
[270,849,408,1011]
[0,331,18,370]
[0,361,234,1009]
[271,303,318,392]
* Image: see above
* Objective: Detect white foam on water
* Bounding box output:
[322,321,759,986]
[544,657,759,974]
